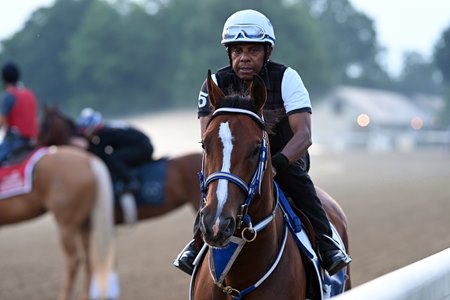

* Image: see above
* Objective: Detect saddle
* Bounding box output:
[285,195,317,248]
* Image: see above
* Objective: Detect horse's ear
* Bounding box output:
[250,75,267,112]
[207,69,225,109]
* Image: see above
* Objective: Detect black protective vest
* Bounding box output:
[215,61,292,154]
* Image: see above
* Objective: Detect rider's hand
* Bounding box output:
[272,152,289,176]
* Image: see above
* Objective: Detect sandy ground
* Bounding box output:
[1,110,450,300]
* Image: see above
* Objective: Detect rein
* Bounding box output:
[198,107,286,299]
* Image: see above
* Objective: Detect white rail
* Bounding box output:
[333,248,450,300]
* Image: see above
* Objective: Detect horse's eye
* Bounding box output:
[252,145,261,157]
[200,141,205,150]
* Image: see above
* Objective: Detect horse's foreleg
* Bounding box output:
[58,228,80,300]
[80,224,92,300]
[339,228,352,291]
[345,263,352,290]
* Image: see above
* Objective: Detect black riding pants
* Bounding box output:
[273,162,333,249]
[103,145,152,184]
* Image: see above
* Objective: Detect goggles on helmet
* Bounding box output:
[222,25,274,43]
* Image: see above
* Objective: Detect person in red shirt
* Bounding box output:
[0,62,38,163]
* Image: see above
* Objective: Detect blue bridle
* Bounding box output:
[199,107,269,230]
[196,108,291,299]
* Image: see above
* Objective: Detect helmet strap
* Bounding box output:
[226,47,232,66]
[262,44,271,70]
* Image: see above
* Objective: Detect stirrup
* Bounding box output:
[173,240,197,275]
[319,235,351,276]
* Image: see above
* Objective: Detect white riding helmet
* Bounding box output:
[221,9,276,47]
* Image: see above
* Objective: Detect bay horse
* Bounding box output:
[190,72,351,299]
[38,106,202,224]
[0,146,118,300]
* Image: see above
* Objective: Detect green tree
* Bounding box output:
[0,0,92,107]
[397,51,442,95]
[1,0,395,116]
[63,0,161,114]
[303,0,390,88]
[434,25,450,127]
[434,26,450,84]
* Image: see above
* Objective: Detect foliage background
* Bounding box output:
[0,0,448,126]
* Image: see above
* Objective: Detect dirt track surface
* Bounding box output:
[1,111,450,300]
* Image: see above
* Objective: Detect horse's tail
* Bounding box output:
[89,157,120,299]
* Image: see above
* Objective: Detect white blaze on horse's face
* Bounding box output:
[213,121,233,233]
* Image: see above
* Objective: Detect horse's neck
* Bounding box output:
[234,171,282,260]
[44,114,76,146]
[228,190,284,285]
[247,171,274,222]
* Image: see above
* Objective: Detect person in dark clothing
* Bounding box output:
[76,108,154,194]
[173,9,351,277]
[0,61,38,163]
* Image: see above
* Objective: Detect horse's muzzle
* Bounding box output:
[199,208,236,248]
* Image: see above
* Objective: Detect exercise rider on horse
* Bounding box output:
[0,61,38,164]
[174,9,351,276]
[76,108,154,198]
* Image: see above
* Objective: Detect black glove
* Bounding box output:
[272,152,289,174]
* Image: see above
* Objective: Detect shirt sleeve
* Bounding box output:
[281,67,312,115]
[197,73,218,118]
[1,93,15,116]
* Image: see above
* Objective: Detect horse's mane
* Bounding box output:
[216,95,259,113]
[38,106,77,146]
[212,94,277,134]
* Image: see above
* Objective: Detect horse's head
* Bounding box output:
[38,105,77,146]
[199,70,273,248]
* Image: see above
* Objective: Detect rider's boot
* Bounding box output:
[318,234,352,276]
[174,213,204,276]
[173,239,199,275]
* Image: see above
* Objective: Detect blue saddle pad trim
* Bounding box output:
[113,159,167,205]
[275,181,302,233]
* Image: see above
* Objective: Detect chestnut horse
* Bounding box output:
[38,106,202,224]
[0,146,118,300]
[190,72,351,299]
